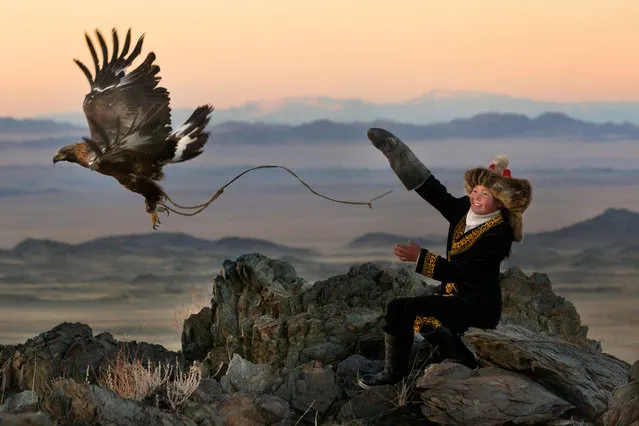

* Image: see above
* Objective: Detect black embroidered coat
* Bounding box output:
[414,174,513,330]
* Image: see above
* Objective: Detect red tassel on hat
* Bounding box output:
[489,162,512,177]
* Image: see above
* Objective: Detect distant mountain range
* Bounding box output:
[0,117,80,136]
[4,207,638,270]
[2,112,639,147]
[518,208,639,250]
[2,233,316,260]
[30,90,639,126]
[0,233,319,288]
[206,113,639,144]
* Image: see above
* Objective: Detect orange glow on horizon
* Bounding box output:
[1,0,638,116]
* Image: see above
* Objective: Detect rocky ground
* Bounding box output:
[1,253,637,425]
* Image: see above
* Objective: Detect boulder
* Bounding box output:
[0,390,39,414]
[417,362,575,425]
[466,324,630,422]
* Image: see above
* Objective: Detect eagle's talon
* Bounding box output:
[150,212,161,230]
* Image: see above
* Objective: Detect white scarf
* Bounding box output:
[465,208,501,233]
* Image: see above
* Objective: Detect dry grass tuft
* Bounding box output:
[166,359,202,411]
[357,342,438,409]
[395,344,438,407]
[97,347,202,411]
[98,348,172,401]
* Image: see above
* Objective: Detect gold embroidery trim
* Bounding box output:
[413,315,441,333]
[443,282,457,296]
[420,251,438,278]
[449,213,503,257]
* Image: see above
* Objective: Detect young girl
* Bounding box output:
[360,128,532,387]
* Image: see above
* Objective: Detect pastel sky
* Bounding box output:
[1,0,638,117]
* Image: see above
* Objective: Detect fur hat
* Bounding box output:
[464,156,532,242]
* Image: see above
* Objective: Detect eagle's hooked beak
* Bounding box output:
[53,153,65,164]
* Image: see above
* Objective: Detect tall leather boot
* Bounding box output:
[424,326,478,369]
[367,128,432,191]
[359,333,413,387]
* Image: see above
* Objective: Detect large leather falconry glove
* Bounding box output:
[367,128,432,191]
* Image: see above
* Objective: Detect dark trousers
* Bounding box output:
[383,295,475,337]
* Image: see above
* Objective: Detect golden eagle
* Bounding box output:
[53,28,214,229]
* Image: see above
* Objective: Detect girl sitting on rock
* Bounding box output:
[360,128,532,387]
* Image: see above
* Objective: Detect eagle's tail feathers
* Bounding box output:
[167,104,214,163]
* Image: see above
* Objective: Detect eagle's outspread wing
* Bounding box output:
[74,28,173,167]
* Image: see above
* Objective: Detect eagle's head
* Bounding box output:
[53,144,82,165]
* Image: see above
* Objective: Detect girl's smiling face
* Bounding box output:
[469,185,500,214]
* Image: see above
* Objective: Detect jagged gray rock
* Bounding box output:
[499,267,601,350]
[182,307,214,364]
[466,324,630,422]
[220,353,281,395]
[193,254,432,371]
[417,362,575,425]
[5,322,181,394]
[275,361,341,418]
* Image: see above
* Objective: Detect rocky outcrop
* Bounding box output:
[3,322,181,395]
[180,253,632,425]
[1,253,635,426]
[195,255,433,370]
[499,267,601,350]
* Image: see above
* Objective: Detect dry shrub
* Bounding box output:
[97,348,201,411]
[98,348,172,401]
[166,359,202,410]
